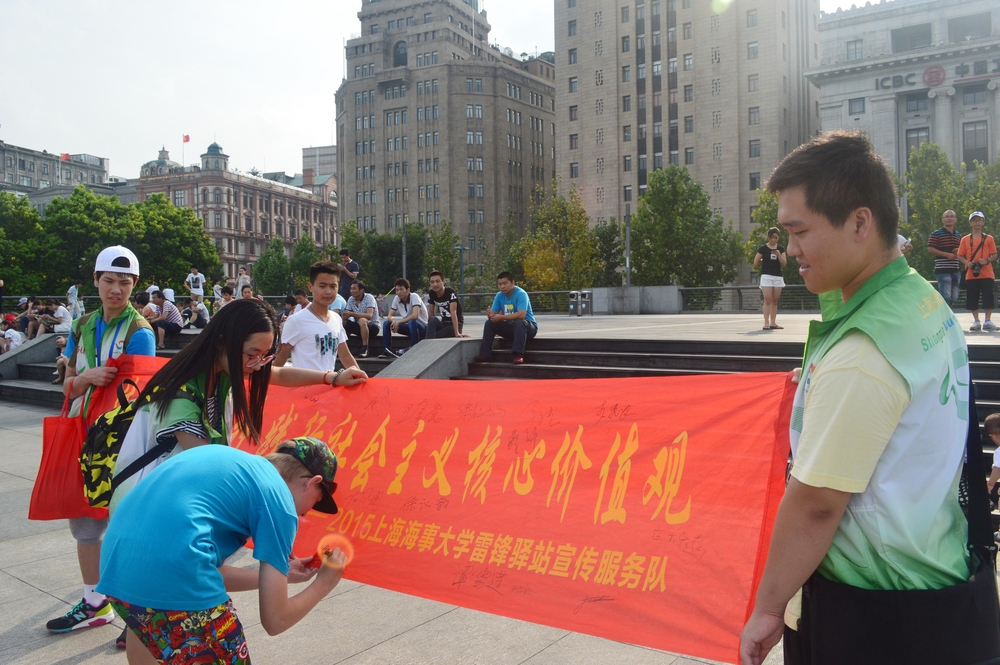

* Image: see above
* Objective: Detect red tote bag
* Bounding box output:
[28,381,108,521]
[84,355,169,427]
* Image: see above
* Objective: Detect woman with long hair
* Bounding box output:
[109,298,366,512]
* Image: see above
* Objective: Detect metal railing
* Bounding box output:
[680,285,820,312]
[455,291,574,314]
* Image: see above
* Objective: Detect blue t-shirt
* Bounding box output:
[64,317,156,362]
[98,446,298,610]
[490,286,536,325]
[328,295,348,312]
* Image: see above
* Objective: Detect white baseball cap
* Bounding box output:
[970,211,986,221]
[18,297,27,306]
[94,245,140,276]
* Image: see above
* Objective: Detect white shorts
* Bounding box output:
[759,275,785,289]
[54,323,72,333]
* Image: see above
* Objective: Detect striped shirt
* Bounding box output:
[160,299,184,327]
[927,228,962,272]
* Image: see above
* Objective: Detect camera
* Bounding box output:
[973,263,982,277]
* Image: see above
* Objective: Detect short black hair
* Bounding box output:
[766,131,899,249]
[241,284,252,293]
[294,289,308,297]
[497,271,514,282]
[190,265,198,270]
[394,277,410,290]
[152,290,164,300]
[309,261,340,283]
[221,286,234,296]
[429,270,445,280]
[339,248,350,256]
[187,298,197,305]
[74,279,83,285]
[284,295,296,306]
[135,291,150,306]
[353,279,367,292]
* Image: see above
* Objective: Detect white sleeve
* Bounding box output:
[390,296,401,313]
[281,316,303,346]
[993,447,1000,470]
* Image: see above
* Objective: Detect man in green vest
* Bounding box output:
[740,133,976,663]
[46,246,156,650]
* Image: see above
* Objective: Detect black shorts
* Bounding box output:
[344,319,379,338]
[965,278,995,310]
[154,320,182,335]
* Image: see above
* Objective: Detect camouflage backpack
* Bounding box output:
[79,379,197,507]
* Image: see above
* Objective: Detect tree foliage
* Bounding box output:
[290,234,320,289]
[904,143,1000,280]
[521,184,603,290]
[478,214,523,290]
[593,218,623,287]
[0,187,221,298]
[743,189,802,285]
[424,220,461,287]
[630,166,743,286]
[254,238,291,296]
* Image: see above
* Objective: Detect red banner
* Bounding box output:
[233,373,793,664]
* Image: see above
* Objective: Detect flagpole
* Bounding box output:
[182,137,185,168]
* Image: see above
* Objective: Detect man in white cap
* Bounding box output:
[958,211,997,332]
[46,245,155,649]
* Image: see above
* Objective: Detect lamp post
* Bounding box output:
[453,244,469,306]
[624,215,632,287]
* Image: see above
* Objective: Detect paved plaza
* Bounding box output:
[10,309,997,664]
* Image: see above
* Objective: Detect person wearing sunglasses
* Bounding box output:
[108,298,367,516]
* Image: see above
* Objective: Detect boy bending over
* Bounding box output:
[98,437,346,664]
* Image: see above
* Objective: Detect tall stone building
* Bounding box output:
[556,0,821,276]
[335,0,556,274]
[0,141,109,194]
[135,144,337,280]
[806,0,999,201]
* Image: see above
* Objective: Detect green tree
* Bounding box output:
[904,142,969,280]
[0,192,48,294]
[425,220,461,286]
[593,218,623,287]
[290,234,320,289]
[630,166,743,287]
[520,235,565,290]
[338,221,366,259]
[130,193,222,290]
[478,214,523,290]
[254,238,292,296]
[744,189,802,284]
[525,183,603,289]
[358,225,429,294]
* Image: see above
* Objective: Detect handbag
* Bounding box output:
[84,354,168,426]
[792,385,1000,665]
[28,379,108,521]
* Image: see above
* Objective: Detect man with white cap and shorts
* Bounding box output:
[46,245,156,649]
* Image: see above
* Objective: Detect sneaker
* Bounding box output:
[359,348,369,358]
[473,355,492,363]
[985,321,998,332]
[379,349,399,359]
[115,626,128,648]
[971,321,983,332]
[46,598,115,633]
[512,354,524,365]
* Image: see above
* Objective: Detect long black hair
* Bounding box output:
[137,299,280,443]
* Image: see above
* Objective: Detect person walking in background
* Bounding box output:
[67,279,84,319]
[753,228,787,330]
[337,249,359,301]
[958,211,997,332]
[927,210,963,307]
[235,266,252,298]
[183,266,205,303]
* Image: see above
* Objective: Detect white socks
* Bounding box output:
[83,584,105,607]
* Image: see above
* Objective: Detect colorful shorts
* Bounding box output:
[108,597,250,664]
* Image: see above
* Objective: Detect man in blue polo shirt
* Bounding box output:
[474,271,537,365]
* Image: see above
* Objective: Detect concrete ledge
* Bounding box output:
[591,286,683,314]
[375,338,481,379]
[0,335,59,381]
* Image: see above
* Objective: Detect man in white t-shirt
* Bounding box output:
[379,277,428,358]
[66,279,84,319]
[274,262,361,373]
[34,299,73,337]
[292,289,310,314]
[184,266,206,302]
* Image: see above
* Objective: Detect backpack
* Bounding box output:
[79,379,198,508]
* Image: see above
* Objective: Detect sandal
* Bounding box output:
[769,325,784,329]
[763,326,771,330]
[115,626,128,648]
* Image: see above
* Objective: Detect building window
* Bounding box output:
[623,125,632,141]
[568,48,578,64]
[746,9,757,27]
[747,42,758,59]
[749,139,761,158]
[621,6,629,22]
[846,39,863,61]
[685,148,694,165]
[174,191,186,207]
[683,22,692,39]
[684,116,694,133]
[749,172,761,190]
[749,106,760,124]
[622,66,631,82]
[638,64,646,79]
[683,54,692,70]
[624,155,632,171]
[684,85,693,102]
[570,162,580,178]
[569,76,578,92]
[905,127,930,157]
[570,134,579,149]
[963,85,987,106]
[848,98,865,115]
[568,20,577,36]
[624,185,632,201]
[906,92,928,112]
[748,74,759,92]
[569,105,579,121]
[963,121,989,170]
[622,36,630,52]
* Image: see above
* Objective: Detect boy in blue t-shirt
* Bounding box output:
[474,271,538,365]
[98,438,347,664]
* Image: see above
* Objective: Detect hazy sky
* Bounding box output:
[0,0,851,179]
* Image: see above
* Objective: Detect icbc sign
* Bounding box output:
[923,65,946,87]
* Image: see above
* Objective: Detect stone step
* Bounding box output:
[0,379,66,408]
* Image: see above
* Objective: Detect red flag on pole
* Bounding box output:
[182,134,190,143]
[60,153,71,161]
